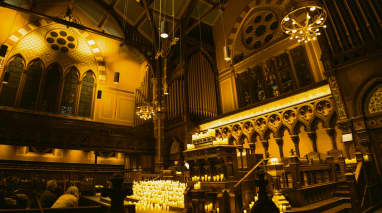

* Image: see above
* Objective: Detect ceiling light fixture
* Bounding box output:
[160,20,168,39]
[136,105,155,120]
[219,0,230,61]
[281,5,327,43]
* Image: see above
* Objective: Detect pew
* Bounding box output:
[0,206,104,213]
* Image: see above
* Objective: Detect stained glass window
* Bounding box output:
[61,67,79,115]
[0,55,24,106]
[21,60,43,109]
[40,63,61,113]
[290,46,313,87]
[78,71,95,117]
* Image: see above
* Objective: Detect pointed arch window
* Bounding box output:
[78,71,95,117]
[0,55,24,106]
[61,67,79,115]
[40,63,61,113]
[21,59,43,109]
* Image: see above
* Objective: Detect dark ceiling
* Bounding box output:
[4,0,223,44]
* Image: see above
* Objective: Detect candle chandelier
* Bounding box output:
[136,105,155,120]
[281,4,327,43]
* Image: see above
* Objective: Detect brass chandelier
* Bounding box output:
[136,105,155,120]
[281,5,327,43]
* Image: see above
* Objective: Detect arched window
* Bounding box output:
[61,67,79,115]
[0,55,24,106]
[78,71,95,117]
[21,59,43,109]
[40,63,61,113]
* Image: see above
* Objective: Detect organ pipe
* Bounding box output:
[186,52,218,120]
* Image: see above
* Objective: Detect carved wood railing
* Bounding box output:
[267,160,342,206]
[233,159,265,189]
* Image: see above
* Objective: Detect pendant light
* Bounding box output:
[114,72,120,84]
[2,72,9,84]
[160,20,168,38]
[223,45,231,61]
[219,0,231,61]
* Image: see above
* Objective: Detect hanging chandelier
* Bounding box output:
[281,5,327,43]
[136,105,155,120]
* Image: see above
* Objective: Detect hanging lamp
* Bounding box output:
[281,1,327,43]
[160,20,168,38]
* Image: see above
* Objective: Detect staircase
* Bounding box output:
[286,181,352,213]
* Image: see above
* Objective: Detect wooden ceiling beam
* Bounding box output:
[142,0,158,52]
[184,2,220,35]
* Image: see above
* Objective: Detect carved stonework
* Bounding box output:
[268,114,282,131]
[316,100,333,117]
[327,74,347,120]
[298,105,314,123]
[283,110,297,126]
[368,86,382,114]
[204,96,337,150]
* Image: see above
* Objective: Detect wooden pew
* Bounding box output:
[0,206,104,213]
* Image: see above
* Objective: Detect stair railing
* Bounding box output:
[234,159,265,189]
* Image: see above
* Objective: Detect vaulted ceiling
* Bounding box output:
[4,0,223,49]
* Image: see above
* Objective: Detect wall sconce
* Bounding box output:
[160,20,168,39]
[2,72,9,84]
[97,90,102,99]
[114,72,120,84]
[223,45,231,61]
[342,133,353,142]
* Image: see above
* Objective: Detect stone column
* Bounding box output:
[290,135,301,157]
[307,131,318,153]
[275,138,284,159]
[154,111,165,172]
[326,128,338,150]
[261,140,269,158]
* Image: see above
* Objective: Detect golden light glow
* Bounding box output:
[200,84,331,130]
[92,47,100,53]
[88,40,96,45]
[18,28,27,36]
[282,6,327,43]
[136,105,155,120]
[9,35,19,42]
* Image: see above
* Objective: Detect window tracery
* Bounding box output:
[0,55,24,106]
[61,67,79,115]
[40,63,61,113]
[21,60,43,109]
[78,71,95,117]
[368,86,382,114]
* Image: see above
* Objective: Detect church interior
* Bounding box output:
[0,0,381,212]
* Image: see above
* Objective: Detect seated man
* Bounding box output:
[40,180,59,208]
[51,186,79,208]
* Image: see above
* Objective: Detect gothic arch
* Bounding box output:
[20,58,44,109]
[354,77,382,116]
[226,0,292,63]
[0,54,26,106]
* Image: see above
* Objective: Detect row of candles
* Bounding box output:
[130,180,186,209]
[135,200,171,212]
[186,138,229,150]
[191,174,225,182]
[192,129,215,141]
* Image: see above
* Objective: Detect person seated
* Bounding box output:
[51,186,79,208]
[40,180,59,208]
[102,174,133,213]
